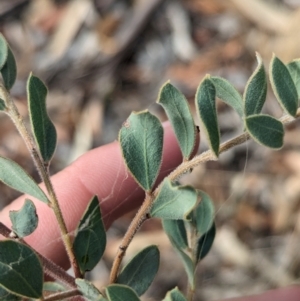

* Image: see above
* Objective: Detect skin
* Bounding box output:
[0,122,298,301]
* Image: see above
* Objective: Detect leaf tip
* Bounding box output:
[157,80,171,103]
[204,74,211,80]
[270,53,277,65]
[255,52,262,64]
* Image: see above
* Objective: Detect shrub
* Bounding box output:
[0,34,299,301]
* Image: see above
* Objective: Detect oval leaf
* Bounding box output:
[119,110,163,191]
[163,287,187,301]
[245,114,284,149]
[163,220,195,287]
[117,245,159,296]
[196,222,216,262]
[157,82,196,160]
[189,190,214,235]
[162,220,188,250]
[176,249,195,288]
[287,59,300,98]
[244,53,267,116]
[76,279,103,301]
[0,240,43,298]
[211,76,243,118]
[195,75,220,157]
[9,199,38,238]
[27,74,57,163]
[150,179,197,220]
[0,34,8,70]
[1,46,17,91]
[106,284,140,301]
[73,196,106,273]
[270,54,298,116]
[0,156,49,204]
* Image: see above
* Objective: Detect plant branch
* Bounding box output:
[0,222,11,237]
[163,110,300,184]
[44,289,81,301]
[187,284,195,301]
[41,255,77,289]
[186,226,198,301]
[0,85,81,278]
[0,222,77,288]
[109,193,152,283]
[109,109,300,283]
[166,132,250,183]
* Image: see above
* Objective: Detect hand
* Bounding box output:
[0,122,183,269]
[0,122,298,301]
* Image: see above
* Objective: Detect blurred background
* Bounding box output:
[1,0,300,300]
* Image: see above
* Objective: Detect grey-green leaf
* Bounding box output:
[76,279,104,301]
[163,287,187,301]
[211,76,243,118]
[106,284,141,301]
[0,240,43,298]
[1,46,17,91]
[162,220,188,250]
[195,75,220,157]
[117,245,159,296]
[245,114,284,149]
[190,190,214,235]
[176,249,195,288]
[0,34,8,70]
[196,222,216,262]
[9,199,38,238]
[119,110,163,191]
[27,74,57,163]
[244,53,267,116]
[163,220,195,288]
[287,59,300,98]
[0,156,49,204]
[270,54,298,116]
[150,179,197,220]
[0,286,21,301]
[73,195,106,273]
[157,82,196,160]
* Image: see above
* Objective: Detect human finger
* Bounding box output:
[0,122,199,269]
